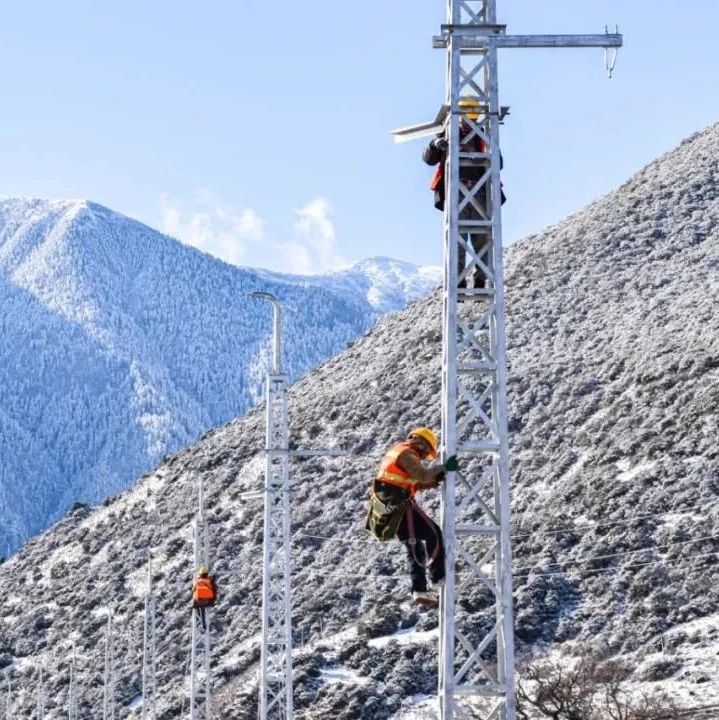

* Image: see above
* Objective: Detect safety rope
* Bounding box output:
[405,500,441,569]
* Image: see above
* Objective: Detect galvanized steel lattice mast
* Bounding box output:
[253,292,293,720]
[189,478,212,720]
[103,613,116,720]
[435,3,621,719]
[4,676,11,720]
[142,557,158,720]
[36,668,44,720]
[68,646,78,720]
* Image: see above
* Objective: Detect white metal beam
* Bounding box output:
[434,33,623,49]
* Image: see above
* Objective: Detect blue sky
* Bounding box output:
[1,1,718,273]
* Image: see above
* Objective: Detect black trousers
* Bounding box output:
[193,603,210,630]
[397,501,445,592]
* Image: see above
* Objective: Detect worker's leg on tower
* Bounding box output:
[411,504,445,586]
[397,511,429,593]
[470,230,489,289]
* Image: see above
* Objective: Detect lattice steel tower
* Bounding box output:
[36,668,44,720]
[142,556,158,720]
[103,613,116,720]
[189,479,212,719]
[68,646,78,720]
[252,292,293,720]
[432,3,622,719]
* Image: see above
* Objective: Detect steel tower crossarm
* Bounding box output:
[437,2,622,720]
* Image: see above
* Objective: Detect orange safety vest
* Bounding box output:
[375,441,420,497]
[194,576,215,603]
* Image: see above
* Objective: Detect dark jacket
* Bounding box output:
[423,126,505,212]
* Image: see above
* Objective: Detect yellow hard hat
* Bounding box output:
[198,566,209,576]
[408,427,438,459]
[458,97,483,121]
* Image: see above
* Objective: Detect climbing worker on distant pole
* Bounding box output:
[365,427,458,606]
[191,566,217,630]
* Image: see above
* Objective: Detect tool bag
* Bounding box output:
[365,491,406,542]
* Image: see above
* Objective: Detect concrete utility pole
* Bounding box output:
[430,4,621,720]
[189,478,212,720]
[103,613,116,720]
[142,556,158,720]
[251,292,346,720]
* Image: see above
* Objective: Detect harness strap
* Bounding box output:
[405,501,440,569]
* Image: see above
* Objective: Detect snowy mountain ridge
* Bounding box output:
[0,197,439,554]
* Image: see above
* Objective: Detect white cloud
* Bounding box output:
[290,197,346,274]
[159,192,263,266]
[158,193,346,274]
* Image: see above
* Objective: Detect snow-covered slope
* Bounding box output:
[0,123,718,718]
[0,198,439,554]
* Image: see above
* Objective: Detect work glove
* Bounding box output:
[444,455,459,472]
[433,138,449,153]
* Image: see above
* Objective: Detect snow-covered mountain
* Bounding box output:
[0,197,440,554]
[0,122,717,718]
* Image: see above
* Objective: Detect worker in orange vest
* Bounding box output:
[191,566,217,630]
[367,427,457,606]
[422,97,505,289]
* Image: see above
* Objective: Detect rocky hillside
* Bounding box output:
[0,123,718,718]
[0,198,439,555]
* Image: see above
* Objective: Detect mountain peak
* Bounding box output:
[0,196,439,554]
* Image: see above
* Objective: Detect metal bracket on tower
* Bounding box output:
[189,478,212,720]
[142,556,158,720]
[250,292,345,720]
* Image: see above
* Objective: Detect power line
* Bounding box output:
[290,546,719,587]
[291,527,719,576]
[513,532,719,572]
[291,501,719,548]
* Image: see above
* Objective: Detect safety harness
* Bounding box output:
[365,442,440,569]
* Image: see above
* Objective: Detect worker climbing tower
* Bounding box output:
[252,292,293,720]
[189,479,212,720]
[142,557,158,720]
[431,3,622,719]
